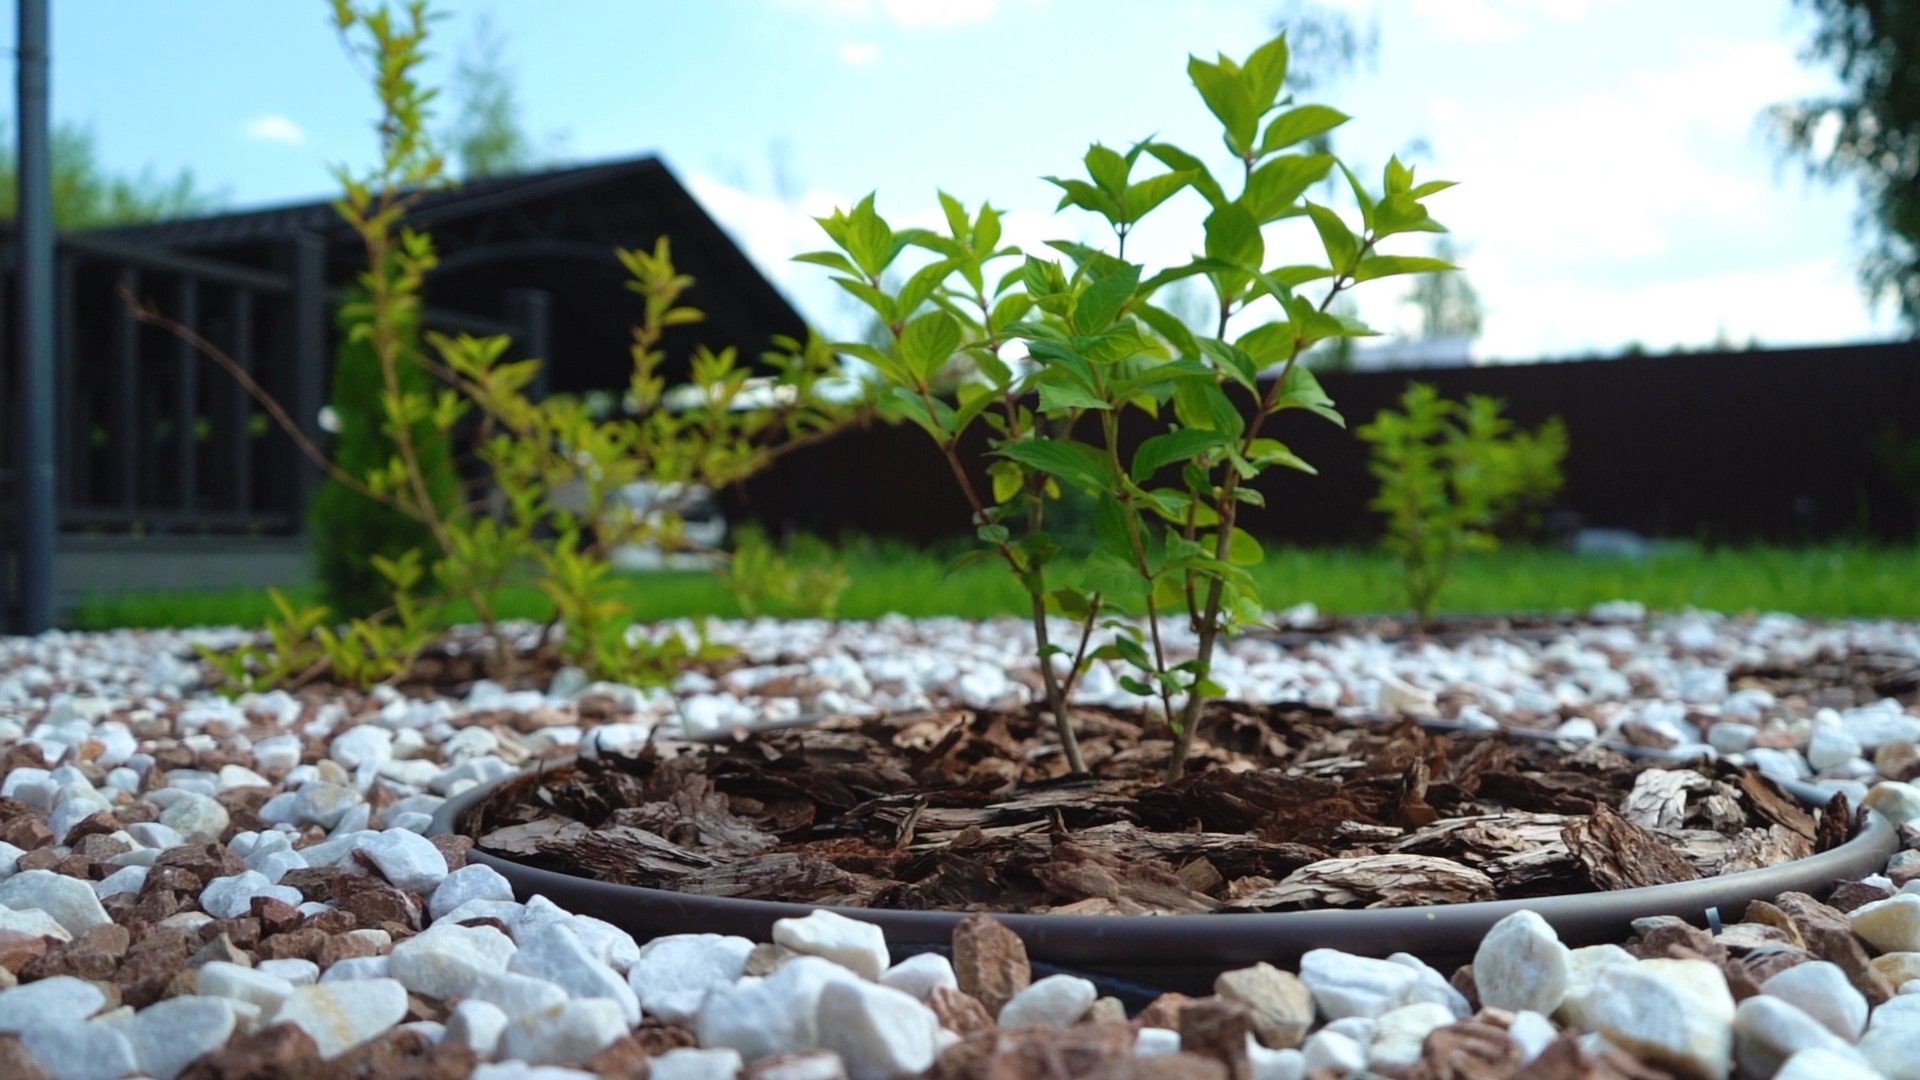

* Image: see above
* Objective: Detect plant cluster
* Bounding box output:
[723,526,853,620]
[802,32,1457,780]
[194,0,854,693]
[1358,382,1567,625]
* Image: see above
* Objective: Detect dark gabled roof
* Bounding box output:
[88,156,677,250]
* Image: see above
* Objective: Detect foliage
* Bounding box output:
[445,14,539,179]
[195,0,856,693]
[309,287,459,618]
[0,122,225,229]
[802,30,1457,779]
[1772,0,1920,325]
[1358,383,1566,624]
[723,526,852,620]
[100,541,1920,631]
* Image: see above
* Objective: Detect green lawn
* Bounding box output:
[66,542,1920,631]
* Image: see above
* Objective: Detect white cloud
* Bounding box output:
[243,115,306,145]
[1470,254,1896,360]
[1408,0,1623,43]
[838,41,881,65]
[780,0,1007,27]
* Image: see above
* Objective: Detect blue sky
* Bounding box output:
[28,0,1900,359]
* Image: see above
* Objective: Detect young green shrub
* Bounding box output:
[1357,383,1567,625]
[169,0,857,692]
[803,31,1459,779]
[308,289,459,619]
[724,526,853,620]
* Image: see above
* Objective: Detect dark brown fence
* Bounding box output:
[729,340,1920,547]
[0,233,542,539]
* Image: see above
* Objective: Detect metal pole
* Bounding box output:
[14,0,56,632]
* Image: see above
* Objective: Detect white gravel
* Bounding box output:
[0,605,1919,1077]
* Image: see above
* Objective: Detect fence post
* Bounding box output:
[13,0,55,632]
[225,289,254,514]
[113,267,139,512]
[505,288,552,400]
[288,232,325,534]
[173,278,200,511]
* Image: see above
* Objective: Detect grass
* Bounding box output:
[66,541,1920,631]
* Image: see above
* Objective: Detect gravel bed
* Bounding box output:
[0,607,1918,1079]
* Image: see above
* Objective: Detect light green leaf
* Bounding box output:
[1145,143,1227,208]
[898,311,962,381]
[1073,262,1143,333]
[1189,55,1260,156]
[1259,105,1350,155]
[997,437,1115,493]
[1132,428,1229,482]
[1352,255,1457,283]
[1242,34,1290,112]
[1305,202,1359,274]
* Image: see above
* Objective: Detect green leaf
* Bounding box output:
[794,250,858,275]
[1242,33,1290,112]
[1122,170,1194,222]
[1201,333,1259,380]
[1260,106,1350,155]
[1037,377,1110,412]
[1244,153,1336,223]
[898,311,962,381]
[977,523,1010,544]
[1085,143,1129,196]
[1131,428,1229,482]
[1225,527,1264,566]
[1352,255,1457,283]
[1172,378,1246,438]
[1094,492,1137,558]
[845,193,894,277]
[997,438,1115,494]
[1271,362,1344,427]
[1189,55,1259,157]
[1338,161,1376,232]
[895,259,954,318]
[1145,143,1226,208]
[1247,437,1316,474]
[1134,302,1200,359]
[1045,176,1122,222]
[1205,202,1264,268]
[1305,202,1359,274]
[1073,262,1142,333]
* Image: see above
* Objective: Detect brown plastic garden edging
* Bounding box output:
[427,750,1900,994]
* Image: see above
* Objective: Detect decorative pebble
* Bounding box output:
[997,974,1096,1029]
[1733,995,1862,1080]
[428,863,516,921]
[115,995,238,1080]
[263,977,410,1058]
[1215,962,1316,1049]
[1775,1047,1885,1080]
[1474,910,1572,1015]
[1590,959,1735,1080]
[1849,894,1920,953]
[649,1047,749,1080]
[1298,949,1419,1020]
[1761,960,1867,1040]
[0,976,108,1033]
[389,922,517,1000]
[879,953,959,1002]
[0,871,111,936]
[696,955,862,1062]
[629,933,756,1025]
[19,1020,139,1080]
[356,827,450,895]
[507,921,640,1026]
[816,978,943,1080]
[772,909,890,982]
[447,998,510,1058]
[498,998,630,1067]
[197,961,297,1013]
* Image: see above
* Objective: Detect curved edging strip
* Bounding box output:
[428,757,1900,994]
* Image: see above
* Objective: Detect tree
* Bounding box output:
[1404,236,1483,339]
[1273,0,1379,93]
[444,14,535,179]
[1772,0,1920,326]
[0,122,223,229]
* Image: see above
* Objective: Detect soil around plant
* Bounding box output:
[458,702,1852,914]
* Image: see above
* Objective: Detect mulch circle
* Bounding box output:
[459,702,1851,915]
